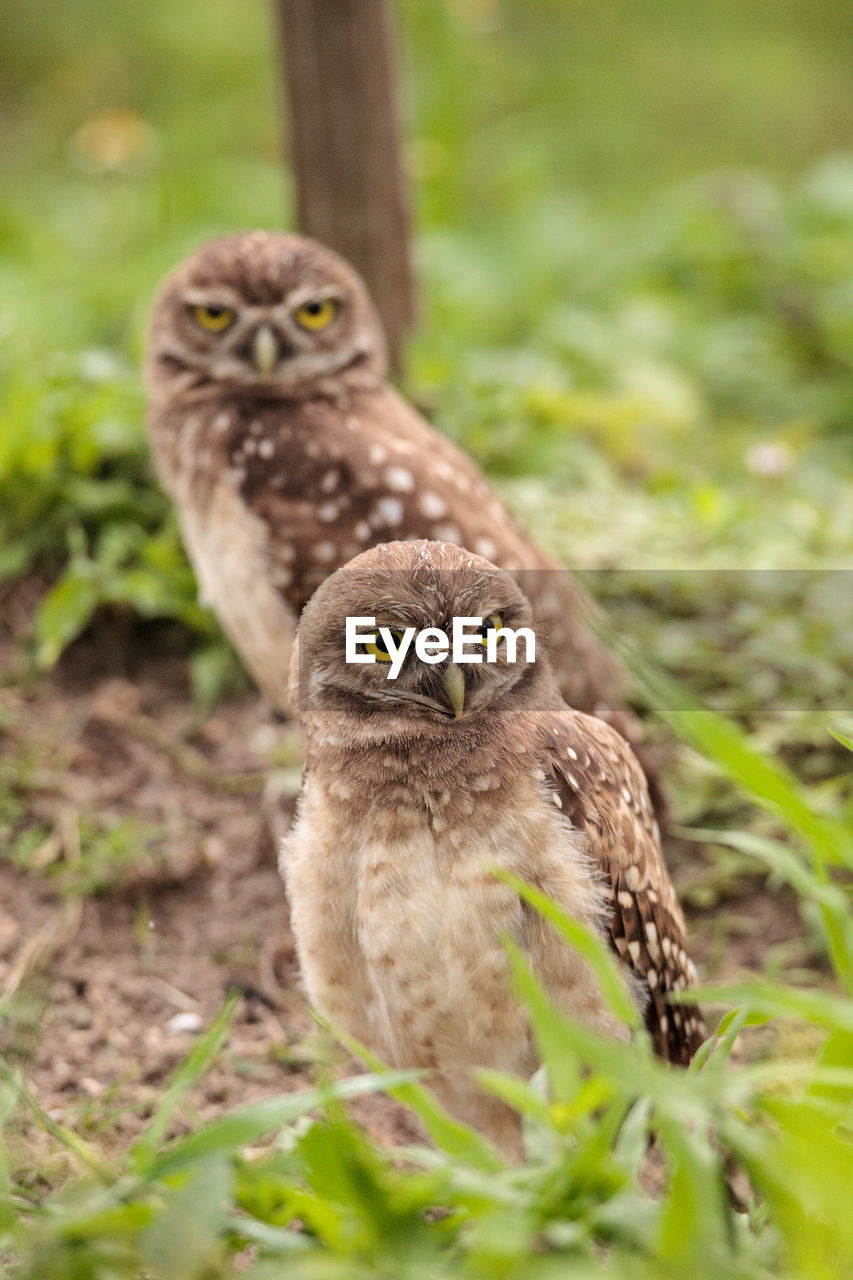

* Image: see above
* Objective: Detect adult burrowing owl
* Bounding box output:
[282,540,702,1155]
[144,230,649,776]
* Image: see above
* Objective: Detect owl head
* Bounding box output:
[292,540,554,729]
[146,230,387,402]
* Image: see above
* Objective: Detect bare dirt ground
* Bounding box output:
[0,596,810,1176]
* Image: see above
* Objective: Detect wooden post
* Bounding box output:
[273,0,417,373]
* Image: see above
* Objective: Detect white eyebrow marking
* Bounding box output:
[284,283,344,311]
[181,286,243,308]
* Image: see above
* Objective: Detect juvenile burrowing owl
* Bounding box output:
[144,230,649,775]
[282,540,702,1155]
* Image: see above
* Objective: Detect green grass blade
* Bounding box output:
[604,630,853,871]
[147,1071,422,1181]
[671,979,853,1034]
[141,1153,232,1280]
[130,992,240,1173]
[317,1017,505,1172]
[685,827,853,990]
[0,1060,116,1184]
[491,867,642,1030]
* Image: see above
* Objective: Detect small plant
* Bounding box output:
[2,717,852,1279]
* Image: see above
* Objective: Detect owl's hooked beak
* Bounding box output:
[440,662,466,719]
[252,325,279,375]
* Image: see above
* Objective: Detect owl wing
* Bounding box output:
[537,707,704,1064]
[233,387,554,597]
[231,389,639,739]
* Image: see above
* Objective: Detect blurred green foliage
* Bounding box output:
[2,0,853,700]
[2,2,853,1275]
[4,730,853,1279]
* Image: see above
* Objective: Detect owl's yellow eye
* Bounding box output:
[364,629,404,662]
[192,304,236,333]
[479,614,504,645]
[294,298,338,331]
